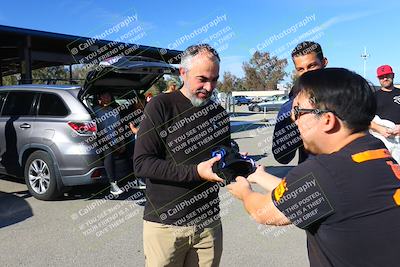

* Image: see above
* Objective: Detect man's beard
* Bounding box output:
[183,80,212,107]
[189,89,211,107]
[383,83,393,89]
[381,80,394,89]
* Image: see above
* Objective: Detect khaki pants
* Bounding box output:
[143,220,223,267]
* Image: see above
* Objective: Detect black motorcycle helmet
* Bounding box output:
[211,142,256,184]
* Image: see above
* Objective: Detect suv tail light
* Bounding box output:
[91,169,103,179]
[68,121,97,135]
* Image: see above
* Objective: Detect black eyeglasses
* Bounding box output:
[292,105,333,121]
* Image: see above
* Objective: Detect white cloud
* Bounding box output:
[318,10,376,31]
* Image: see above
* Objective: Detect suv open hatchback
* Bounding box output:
[0,56,178,200]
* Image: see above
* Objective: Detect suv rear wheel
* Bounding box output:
[24,151,61,200]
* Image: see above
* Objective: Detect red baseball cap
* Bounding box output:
[377,65,394,77]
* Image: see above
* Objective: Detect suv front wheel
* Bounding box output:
[24,151,61,200]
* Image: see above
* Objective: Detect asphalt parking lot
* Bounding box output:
[0,106,309,267]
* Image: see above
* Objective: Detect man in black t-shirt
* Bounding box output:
[370,64,400,137]
[134,44,230,267]
[228,68,400,266]
[370,65,400,163]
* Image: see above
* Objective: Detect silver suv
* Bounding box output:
[0,56,178,200]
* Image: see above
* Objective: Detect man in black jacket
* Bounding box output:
[134,44,230,267]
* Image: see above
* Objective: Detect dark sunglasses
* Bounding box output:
[378,74,393,80]
[292,105,333,121]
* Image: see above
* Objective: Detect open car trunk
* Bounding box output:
[76,57,179,181]
[78,56,179,104]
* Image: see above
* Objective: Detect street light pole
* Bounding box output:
[360,47,370,78]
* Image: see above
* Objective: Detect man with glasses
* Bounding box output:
[228,68,400,266]
[272,41,328,164]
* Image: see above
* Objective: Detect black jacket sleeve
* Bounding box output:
[272,98,303,164]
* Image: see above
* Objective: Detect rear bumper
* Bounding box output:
[34,142,133,186]
[56,145,107,186]
[61,166,107,186]
[60,157,132,186]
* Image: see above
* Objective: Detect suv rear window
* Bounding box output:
[2,91,36,116]
[38,93,69,116]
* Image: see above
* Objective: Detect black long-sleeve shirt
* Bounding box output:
[133,90,231,226]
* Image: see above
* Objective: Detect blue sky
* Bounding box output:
[1,0,400,85]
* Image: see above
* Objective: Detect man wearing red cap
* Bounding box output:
[370,65,400,161]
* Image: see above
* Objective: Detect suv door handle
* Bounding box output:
[20,123,31,129]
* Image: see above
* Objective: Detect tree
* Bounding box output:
[218,72,248,92]
[72,64,93,84]
[242,51,287,90]
[219,71,237,93]
[32,66,69,83]
[1,64,92,86]
[2,66,70,85]
[285,69,298,90]
[2,74,20,85]
[234,78,246,91]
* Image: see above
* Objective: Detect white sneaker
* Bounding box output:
[110,182,123,195]
[137,178,146,190]
[130,180,140,189]
[131,179,146,190]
